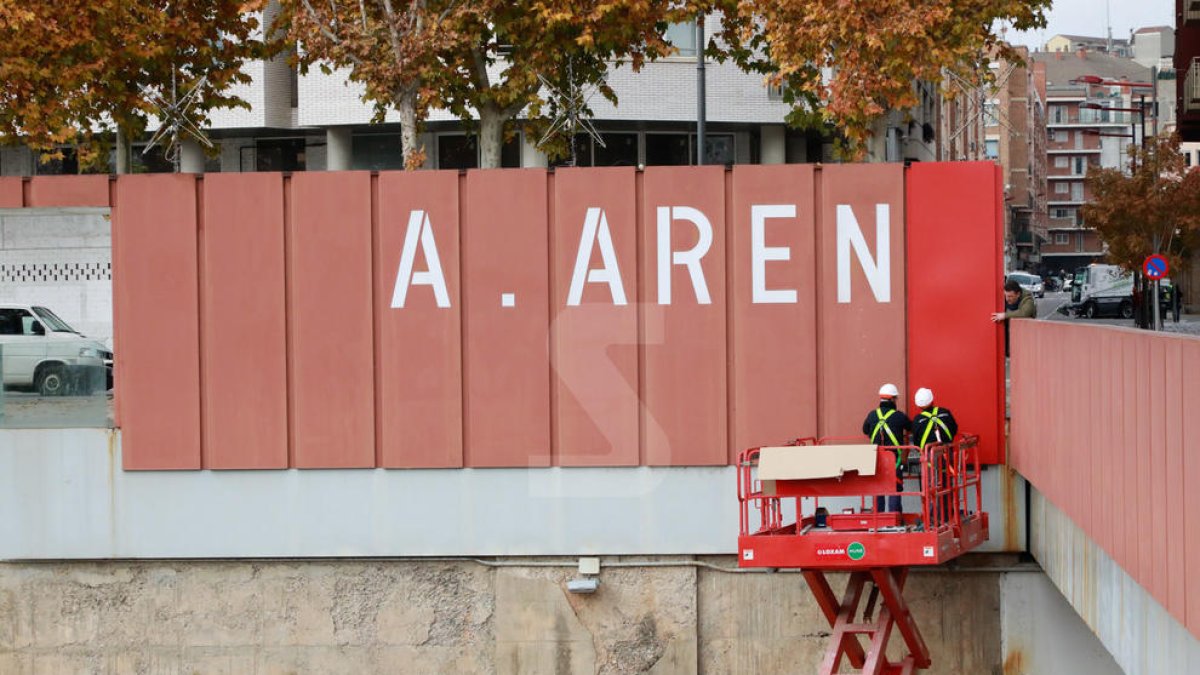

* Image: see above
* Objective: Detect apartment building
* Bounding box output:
[1031,50,1151,273]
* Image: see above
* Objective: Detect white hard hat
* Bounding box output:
[878,383,899,398]
[915,387,934,408]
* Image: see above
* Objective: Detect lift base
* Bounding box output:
[802,567,931,675]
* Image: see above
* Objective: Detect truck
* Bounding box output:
[1071,264,1134,319]
[0,304,113,396]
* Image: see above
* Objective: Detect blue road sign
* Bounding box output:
[1144,255,1168,280]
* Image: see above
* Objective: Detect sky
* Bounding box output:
[1008,0,1175,50]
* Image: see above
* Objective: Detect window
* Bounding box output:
[1076,233,1085,252]
[1071,182,1084,201]
[984,102,1000,127]
[985,140,999,159]
[1055,233,1070,245]
[664,21,698,57]
[436,133,522,169]
[645,134,690,166]
[352,133,405,171]
[1055,156,1069,168]
[1051,105,1067,124]
[1055,182,1069,195]
[0,309,37,336]
[1052,208,1072,219]
[1073,156,1085,175]
[592,133,638,167]
[1054,130,1068,143]
[1187,151,1193,167]
[256,139,306,172]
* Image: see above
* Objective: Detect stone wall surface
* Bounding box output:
[0,558,1016,675]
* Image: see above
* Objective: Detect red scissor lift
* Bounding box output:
[737,435,989,674]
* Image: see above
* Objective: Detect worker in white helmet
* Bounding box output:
[861,383,910,513]
[910,387,959,525]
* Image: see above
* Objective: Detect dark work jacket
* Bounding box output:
[911,406,959,448]
[862,400,911,447]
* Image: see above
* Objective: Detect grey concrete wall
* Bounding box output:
[1031,487,1200,674]
[0,558,1016,675]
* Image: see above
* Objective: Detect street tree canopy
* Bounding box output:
[1083,135,1200,276]
[0,1,271,168]
[712,0,1050,156]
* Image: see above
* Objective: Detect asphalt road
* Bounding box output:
[1033,291,1200,336]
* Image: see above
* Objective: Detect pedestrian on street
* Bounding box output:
[862,383,910,514]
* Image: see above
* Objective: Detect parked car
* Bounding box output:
[1007,272,1044,298]
[0,304,112,395]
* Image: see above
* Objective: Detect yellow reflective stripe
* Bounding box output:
[871,408,899,446]
[919,407,952,447]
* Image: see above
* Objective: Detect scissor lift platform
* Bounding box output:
[737,435,989,674]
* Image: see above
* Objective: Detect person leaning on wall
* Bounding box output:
[991,278,1036,357]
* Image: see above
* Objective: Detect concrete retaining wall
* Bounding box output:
[0,556,1125,674]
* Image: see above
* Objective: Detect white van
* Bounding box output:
[0,304,113,395]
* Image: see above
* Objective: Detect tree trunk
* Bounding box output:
[479,105,505,169]
[397,92,424,170]
[115,128,130,175]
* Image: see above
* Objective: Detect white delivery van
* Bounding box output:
[1071,264,1134,319]
[0,304,113,395]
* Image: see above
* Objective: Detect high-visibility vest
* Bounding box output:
[870,408,900,446]
[918,407,953,448]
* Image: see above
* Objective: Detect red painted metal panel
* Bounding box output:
[1184,341,1200,636]
[818,164,905,439]
[1120,331,1139,575]
[376,170,463,468]
[1164,339,1186,621]
[1135,338,1152,590]
[551,168,639,466]
[27,175,110,207]
[288,172,375,468]
[905,163,1003,464]
[112,175,201,469]
[462,170,551,467]
[1147,337,1168,607]
[200,174,289,469]
[729,165,818,460]
[0,177,22,207]
[640,166,728,466]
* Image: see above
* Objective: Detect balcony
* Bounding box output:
[1188,59,1200,114]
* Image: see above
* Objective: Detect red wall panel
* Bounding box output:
[551,168,639,466]
[1184,340,1200,637]
[729,165,818,460]
[0,177,22,207]
[200,174,289,469]
[288,172,376,468]
[818,164,905,439]
[640,166,728,466]
[462,170,551,467]
[1010,321,1200,641]
[376,170,464,468]
[112,175,201,469]
[27,176,110,208]
[905,162,1004,463]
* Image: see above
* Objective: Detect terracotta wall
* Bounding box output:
[1010,321,1200,639]
[86,163,1002,470]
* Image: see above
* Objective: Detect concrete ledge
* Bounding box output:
[0,428,1023,560]
[1031,487,1200,673]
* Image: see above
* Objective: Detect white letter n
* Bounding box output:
[391,209,451,308]
[836,204,890,304]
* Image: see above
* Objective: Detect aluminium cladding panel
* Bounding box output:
[462,169,551,467]
[200,173,289,469]
[375,170,464,468]
[27,175,111,208]
[728,165,818,461]
[1165,337,1186,622]
[816,164,905,439]
[905,162,1005,464]
[0,177,21,207]
[112,175,201,469]
[639,166,728,466]
[550,167,639,466]
[1186,339,1200,637]
[288,172,375,468]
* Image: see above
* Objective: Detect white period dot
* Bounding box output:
[501,293,515,308]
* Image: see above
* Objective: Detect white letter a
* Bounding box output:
[392,209,451,308]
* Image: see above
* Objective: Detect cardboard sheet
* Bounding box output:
[757,444,878,481]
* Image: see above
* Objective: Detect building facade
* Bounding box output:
[1032,50,1151,274]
